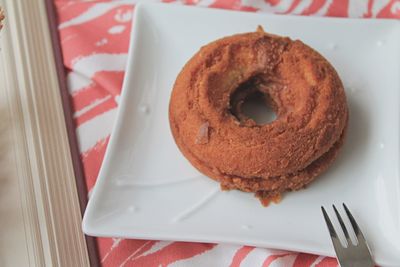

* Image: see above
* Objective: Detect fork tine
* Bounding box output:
[322,204,374,267]
[321,206,343,251]
[322,206,337,238]
[333,204,351,246]
[343,203,367,245]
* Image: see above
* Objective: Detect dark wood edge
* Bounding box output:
[44,1,100,266]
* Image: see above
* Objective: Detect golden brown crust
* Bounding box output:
[169,29,348,205]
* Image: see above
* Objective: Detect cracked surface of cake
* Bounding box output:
[169,27,348,206]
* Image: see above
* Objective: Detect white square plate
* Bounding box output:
[83,3,400,265]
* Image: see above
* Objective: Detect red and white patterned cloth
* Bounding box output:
[55,1,399,266]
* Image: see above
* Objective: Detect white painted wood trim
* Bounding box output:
[0,1,90,266]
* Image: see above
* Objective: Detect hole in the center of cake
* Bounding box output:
[241,91,276,125]
[229,76,278,125]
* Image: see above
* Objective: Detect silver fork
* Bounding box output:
[321,203,374,267]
